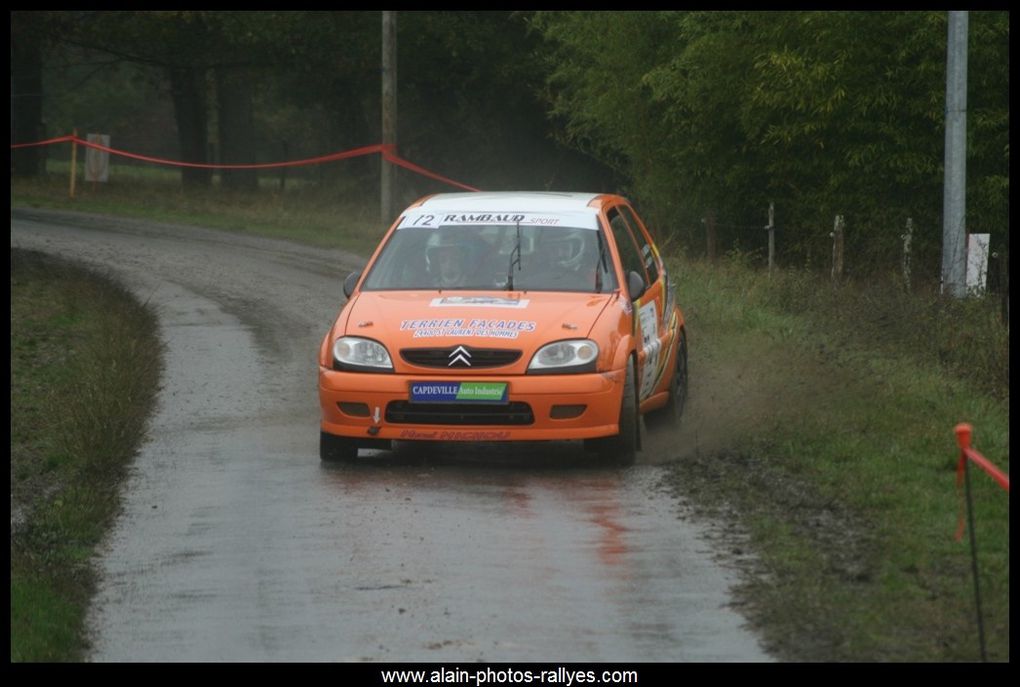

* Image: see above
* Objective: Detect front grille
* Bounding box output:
[386,401,534,426]
[401,346,522,369]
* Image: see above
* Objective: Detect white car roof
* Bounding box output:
[401,192,603,231]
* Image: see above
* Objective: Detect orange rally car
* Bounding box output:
[318,192,687,464]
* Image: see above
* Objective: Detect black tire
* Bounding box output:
[586,357,639,466]
[647,329,688,429]
[320,431,357,462]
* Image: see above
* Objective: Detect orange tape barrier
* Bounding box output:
[11,135,480,192]
[954,423,1009,541]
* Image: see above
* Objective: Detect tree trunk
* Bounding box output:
[11,17,45,178]
[169,66,212,188]
[215,66,258,191]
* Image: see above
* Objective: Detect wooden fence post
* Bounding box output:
[279,140,288,191]
[1003,249,1009,326]
[902,217,913,290]
[831,214,845,282]
[705,211,717,262]
[69,128,78,199]
[766,202,775,277]
[992,248,1008,326]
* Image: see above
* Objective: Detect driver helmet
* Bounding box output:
[426,229,474,287]
[541,229,588,271]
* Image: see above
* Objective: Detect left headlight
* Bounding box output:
[527,339,599,374]
[332,336,394,372]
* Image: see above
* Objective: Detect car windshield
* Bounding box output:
[362,223,619,293]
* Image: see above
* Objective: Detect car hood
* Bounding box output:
[343,291,614,373]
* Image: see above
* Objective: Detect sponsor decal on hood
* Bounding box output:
[400,318,537,340]
[345,291,614,355]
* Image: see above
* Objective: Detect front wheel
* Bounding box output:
[320,431,357,462]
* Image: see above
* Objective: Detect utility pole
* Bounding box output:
[942,11,968,298]
[381,11,398,224]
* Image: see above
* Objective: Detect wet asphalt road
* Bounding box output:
[11,209,770,662]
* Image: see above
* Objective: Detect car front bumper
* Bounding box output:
[319,367,626,443]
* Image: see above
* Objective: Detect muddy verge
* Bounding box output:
[644,336,879,661]
[658,447,879,661]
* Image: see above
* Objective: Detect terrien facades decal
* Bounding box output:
[400,318,537,339]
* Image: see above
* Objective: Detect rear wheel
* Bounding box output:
[586,357,639,466]
[320,431,357,462]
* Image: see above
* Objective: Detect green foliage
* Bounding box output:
[761,268,1009,398]
[10,574,82,662]
[19,10,1008,261]
[532,13,680,196]
[533,11,1009,274]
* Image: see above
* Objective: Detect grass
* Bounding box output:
[12,165,390,255]
[666,255,1009,661]
[10,249,162,661]
[10,174,1010,661]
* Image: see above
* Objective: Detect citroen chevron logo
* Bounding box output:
[448,345,472,367]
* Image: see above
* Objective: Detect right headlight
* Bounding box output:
[527,339,599,375]
[332,336,393,373]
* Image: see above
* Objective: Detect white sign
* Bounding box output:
[638,301,661,400]
[966,233,990,294]
[430,296,529,309]
[85,134,110,183]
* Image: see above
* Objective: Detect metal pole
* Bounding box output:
[942,11,968,298]
[381,11,398,224]
[963,456,988,661]
[767,202,775,277]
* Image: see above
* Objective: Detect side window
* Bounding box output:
[620,205,660,284]
[608,208,647,285]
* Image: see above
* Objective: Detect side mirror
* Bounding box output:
[343,271,362,299]
[626,270,647,301]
